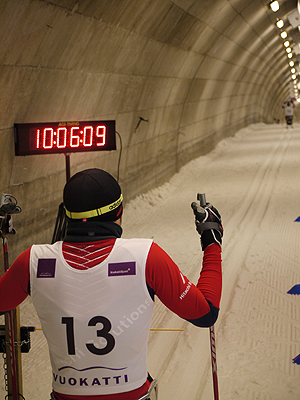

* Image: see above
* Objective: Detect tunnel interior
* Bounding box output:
[0,0,299,256]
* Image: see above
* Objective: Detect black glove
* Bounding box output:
[7,215,15,235]
[0,196,21,235]
[0,215,16,235]
[191,202,223,250]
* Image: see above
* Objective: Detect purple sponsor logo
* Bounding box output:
[37,259,56,278]
[108,262,136,277]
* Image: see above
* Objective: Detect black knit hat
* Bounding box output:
[63,168,123,221]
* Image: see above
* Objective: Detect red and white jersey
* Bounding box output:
[30,238,154,396]
[0,235,222,400]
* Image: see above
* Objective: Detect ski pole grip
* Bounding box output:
[197,193,206,207]
[196,193,221,232]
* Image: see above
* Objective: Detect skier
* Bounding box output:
[282,100,295,127]
[0,168,223,400]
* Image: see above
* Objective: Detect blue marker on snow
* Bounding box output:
[293,354,300,364]
[287,285,300,295]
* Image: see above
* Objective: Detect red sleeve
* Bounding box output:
[0,248,30,312]
[146,243,222,321]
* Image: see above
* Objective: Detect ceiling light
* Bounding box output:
[289,61,295,66]
[291,68,296,73]
[281,31,288,39]
[286,47,292,53]
[284,40,290,47]
[270,1,280,12]
[292,74,297,79]
[288,53,293,58]
[276,19,284,28]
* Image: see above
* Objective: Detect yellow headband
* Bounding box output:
[65,194,123,219]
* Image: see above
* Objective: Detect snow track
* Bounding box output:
[1,123,300,399]
[124,124,300,400]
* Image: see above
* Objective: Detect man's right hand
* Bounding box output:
[191,202,223,250]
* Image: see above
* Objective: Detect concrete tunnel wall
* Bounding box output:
[0,0,296,259]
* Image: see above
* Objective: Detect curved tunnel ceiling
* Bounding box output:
[1,0,300,250]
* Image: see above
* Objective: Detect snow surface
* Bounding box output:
[1,123,300,399]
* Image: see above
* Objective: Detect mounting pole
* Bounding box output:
[65,154,71,183]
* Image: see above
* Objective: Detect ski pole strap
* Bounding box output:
[197,221,222,231]
[0,200,21,216]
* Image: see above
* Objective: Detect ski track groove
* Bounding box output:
[216,126,300,400]
[219,129,292,324]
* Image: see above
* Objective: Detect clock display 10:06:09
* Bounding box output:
[36,125,107,149]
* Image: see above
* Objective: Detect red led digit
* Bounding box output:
[96,126,106,146]
[57,127,67,148]
[70,127,80,147]
[83,126,93,147]
[36,129,40,149]
[43,128,54,149]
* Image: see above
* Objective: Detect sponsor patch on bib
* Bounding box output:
[37,259,56,278]
[108,262,136,277]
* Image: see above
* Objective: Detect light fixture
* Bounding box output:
[284,40,290,47]
[280,31,288,39]
[288,53,293,58]
[291,68,296,73]
[286,47,292,53]
[292,74,296,79]
[289,60,295,66]
[270,1,280,12]
[276,19,284,28]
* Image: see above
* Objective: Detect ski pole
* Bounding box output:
[197,193,220,400]
[0,195,22,399]
[209,325,219,400]
[2,236,19,400]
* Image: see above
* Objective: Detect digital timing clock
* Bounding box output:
[14,120,116,156]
